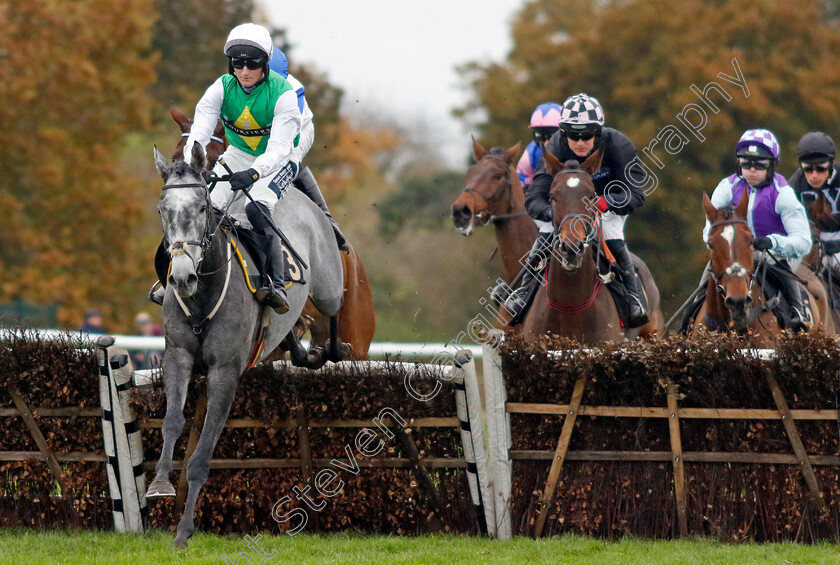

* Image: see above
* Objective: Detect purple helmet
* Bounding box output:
[735,129,780,161]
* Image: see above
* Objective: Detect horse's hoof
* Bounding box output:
[146,479,176,498]
[328,341,351,363]
[172,537,189,549]
[306,346,328,369]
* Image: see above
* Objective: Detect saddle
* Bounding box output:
[154,211,305,293]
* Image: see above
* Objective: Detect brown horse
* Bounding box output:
[519,150,663,343]
[802,195,840,329]
[169,106,375,358]
[451,139,537,284]
[694,193,833,341]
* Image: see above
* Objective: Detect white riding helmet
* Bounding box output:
[223,23,274,60]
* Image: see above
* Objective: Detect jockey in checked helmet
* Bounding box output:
[507,93,649,328]
[703,128,811,331]
[179,23,301,314]
[789,132,840,277]
[269,47,346,249]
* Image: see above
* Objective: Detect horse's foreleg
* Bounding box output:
[147,348,193,498]
[327,314,350,363]
[174,366,239,548]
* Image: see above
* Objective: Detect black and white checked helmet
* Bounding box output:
[559,93,605,128]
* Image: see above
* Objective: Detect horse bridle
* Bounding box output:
[463,155,527,224]
[708,218,756,298]
[549,168,600,265]
[160,181,219,272]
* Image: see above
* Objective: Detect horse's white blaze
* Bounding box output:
[720,225,734,246]
[566,177,581,188]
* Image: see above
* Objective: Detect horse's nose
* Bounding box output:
[451,203,472,228]
[724,295,752,311]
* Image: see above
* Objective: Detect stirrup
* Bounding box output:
[256,278,289,315]
[490,281,512,306]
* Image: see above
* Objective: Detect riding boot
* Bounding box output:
[246,201,290,315]
[258,230,291,315]
[606,239,649,328]
[777,265,806,332]
[502,232,553,315]
[149,280,165,306]
[293,165,348,250]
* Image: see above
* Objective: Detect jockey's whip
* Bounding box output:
[216,158,308,270]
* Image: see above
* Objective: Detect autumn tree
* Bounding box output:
[0,0,158,328]
[458,0,840,311]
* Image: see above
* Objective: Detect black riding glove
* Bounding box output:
[201,170,215,184]
[824,240,840,254]
[751,236,773,251]
[229,168,259,191]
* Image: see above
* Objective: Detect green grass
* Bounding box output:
[1,530,839,565]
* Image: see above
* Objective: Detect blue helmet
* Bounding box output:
[269,46,289,78]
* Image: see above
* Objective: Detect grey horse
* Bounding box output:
[146,144,346,548]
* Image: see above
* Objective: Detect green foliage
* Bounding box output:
[377,171,464,238]
[459,0,840,312]
[151,0,254,106]
[0,0,158,329]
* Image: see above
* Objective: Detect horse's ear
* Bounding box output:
[502,142,521,165]
[543,149,562,176]
[212,119,225,139]
[190,141,207,172]
[472,136,488,162]
[580,148,604,176]
[734,190,749,218]
[702,192,718,221]
[170,104,191,134]
[153,145,170,180]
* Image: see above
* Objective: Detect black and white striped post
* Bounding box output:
[452,350,496,536]
[97,336,147,532]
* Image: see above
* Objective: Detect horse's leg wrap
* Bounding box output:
[246,202,290,315]
[607,239,649,328]
[293,166,347,250]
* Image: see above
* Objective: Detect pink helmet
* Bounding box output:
[530,103,563,129]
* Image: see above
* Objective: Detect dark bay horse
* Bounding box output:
[519,150,663,342]
[169,106,375,359]
[694,193,833,341]
[801,194,840,328]
[451,139,537,284]
[147,144,346,547]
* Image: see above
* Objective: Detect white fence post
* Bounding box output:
[452,350,496,535]
[97,336,146,532]
[482,332,512,539]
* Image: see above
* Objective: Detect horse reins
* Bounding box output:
[464,154,528,224]
[160,179,235,334]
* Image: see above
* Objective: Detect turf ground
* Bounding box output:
[1,530,839,565]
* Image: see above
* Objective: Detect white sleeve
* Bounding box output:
[770,186,812,258]
[183,78,224,163]
[703,178,734,244]
[250,89,302,178]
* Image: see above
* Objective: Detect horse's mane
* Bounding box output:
[563,159,581,169]
[169,160,196,178]
[716,205,737,220]
[489,147,507,156]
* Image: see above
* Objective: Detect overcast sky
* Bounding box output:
[262,1,526,167]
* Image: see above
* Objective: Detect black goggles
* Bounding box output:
[737,157,772,171]
[532,127,558,142]
[802,163,831,173]
[231,57,266,70]
[561,126,600,142]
